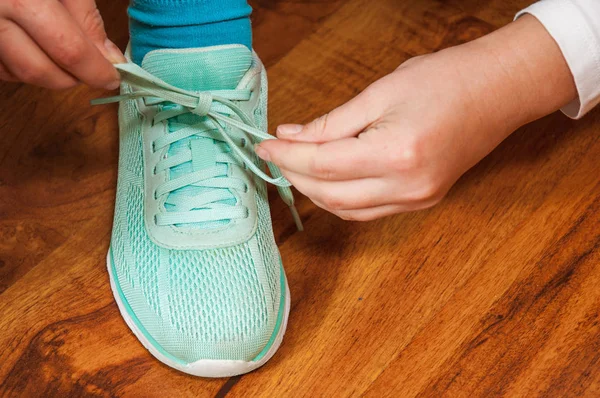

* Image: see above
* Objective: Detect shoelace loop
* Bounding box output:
[192,92,213,116]
[92,63,303,231]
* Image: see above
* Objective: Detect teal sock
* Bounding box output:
[128,0,252,65]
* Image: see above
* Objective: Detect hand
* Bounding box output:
[256,15,576,221]
[0,0,125,90]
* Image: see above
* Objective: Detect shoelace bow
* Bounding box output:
[92,63,303,231]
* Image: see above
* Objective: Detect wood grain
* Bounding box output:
[1,0,599,396]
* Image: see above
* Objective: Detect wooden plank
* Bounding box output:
[444,0,533,27]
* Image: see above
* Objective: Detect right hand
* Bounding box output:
[0,0,126,90]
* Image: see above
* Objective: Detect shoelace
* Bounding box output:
[92,63,303,231]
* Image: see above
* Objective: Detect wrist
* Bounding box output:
[470,14,577,127]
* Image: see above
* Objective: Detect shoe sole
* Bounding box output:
[106,251,291,378]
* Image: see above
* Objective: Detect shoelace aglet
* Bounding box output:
[289,205,304,232]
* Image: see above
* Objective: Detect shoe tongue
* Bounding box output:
[141,45,253,229]
[141,45,253,91]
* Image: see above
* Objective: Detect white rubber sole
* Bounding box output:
[107,251,291,378]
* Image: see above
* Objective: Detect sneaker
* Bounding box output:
[93,44,301,377]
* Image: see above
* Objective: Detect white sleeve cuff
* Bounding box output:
[516,0,600,119]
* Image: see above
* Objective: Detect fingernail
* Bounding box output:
[105,80,120,90]
[254,144,271,161]
[104,39,127,64]
[277,124,304,136]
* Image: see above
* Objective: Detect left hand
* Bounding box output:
[254,49,518,221]
[254,15,576,221]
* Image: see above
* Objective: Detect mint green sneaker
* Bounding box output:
[94,45,301,377]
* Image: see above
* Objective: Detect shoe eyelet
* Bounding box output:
[153,214,158,225]
[243,184,249,193]
[153,191,158,200]
[151,142,156,153]
[241,138,246,147]
[153,166,157,175]
[244,208,250,219]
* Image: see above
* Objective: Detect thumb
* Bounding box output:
[276,86,381,143]
[61,0,126,64]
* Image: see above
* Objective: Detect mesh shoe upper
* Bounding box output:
[109,46,283,363]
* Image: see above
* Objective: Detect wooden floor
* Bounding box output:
[1,0,600,396]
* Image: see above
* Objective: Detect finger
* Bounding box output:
[312,196,436,221]
[310,198,405,221]
[0,19,78,89]
[60,0,126,63]
[333,205,408,222]
[276,84,382,143]
[4,0,120,89]
[282,170,393,211]
[0,61,18,82]
[257,132,386,180]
